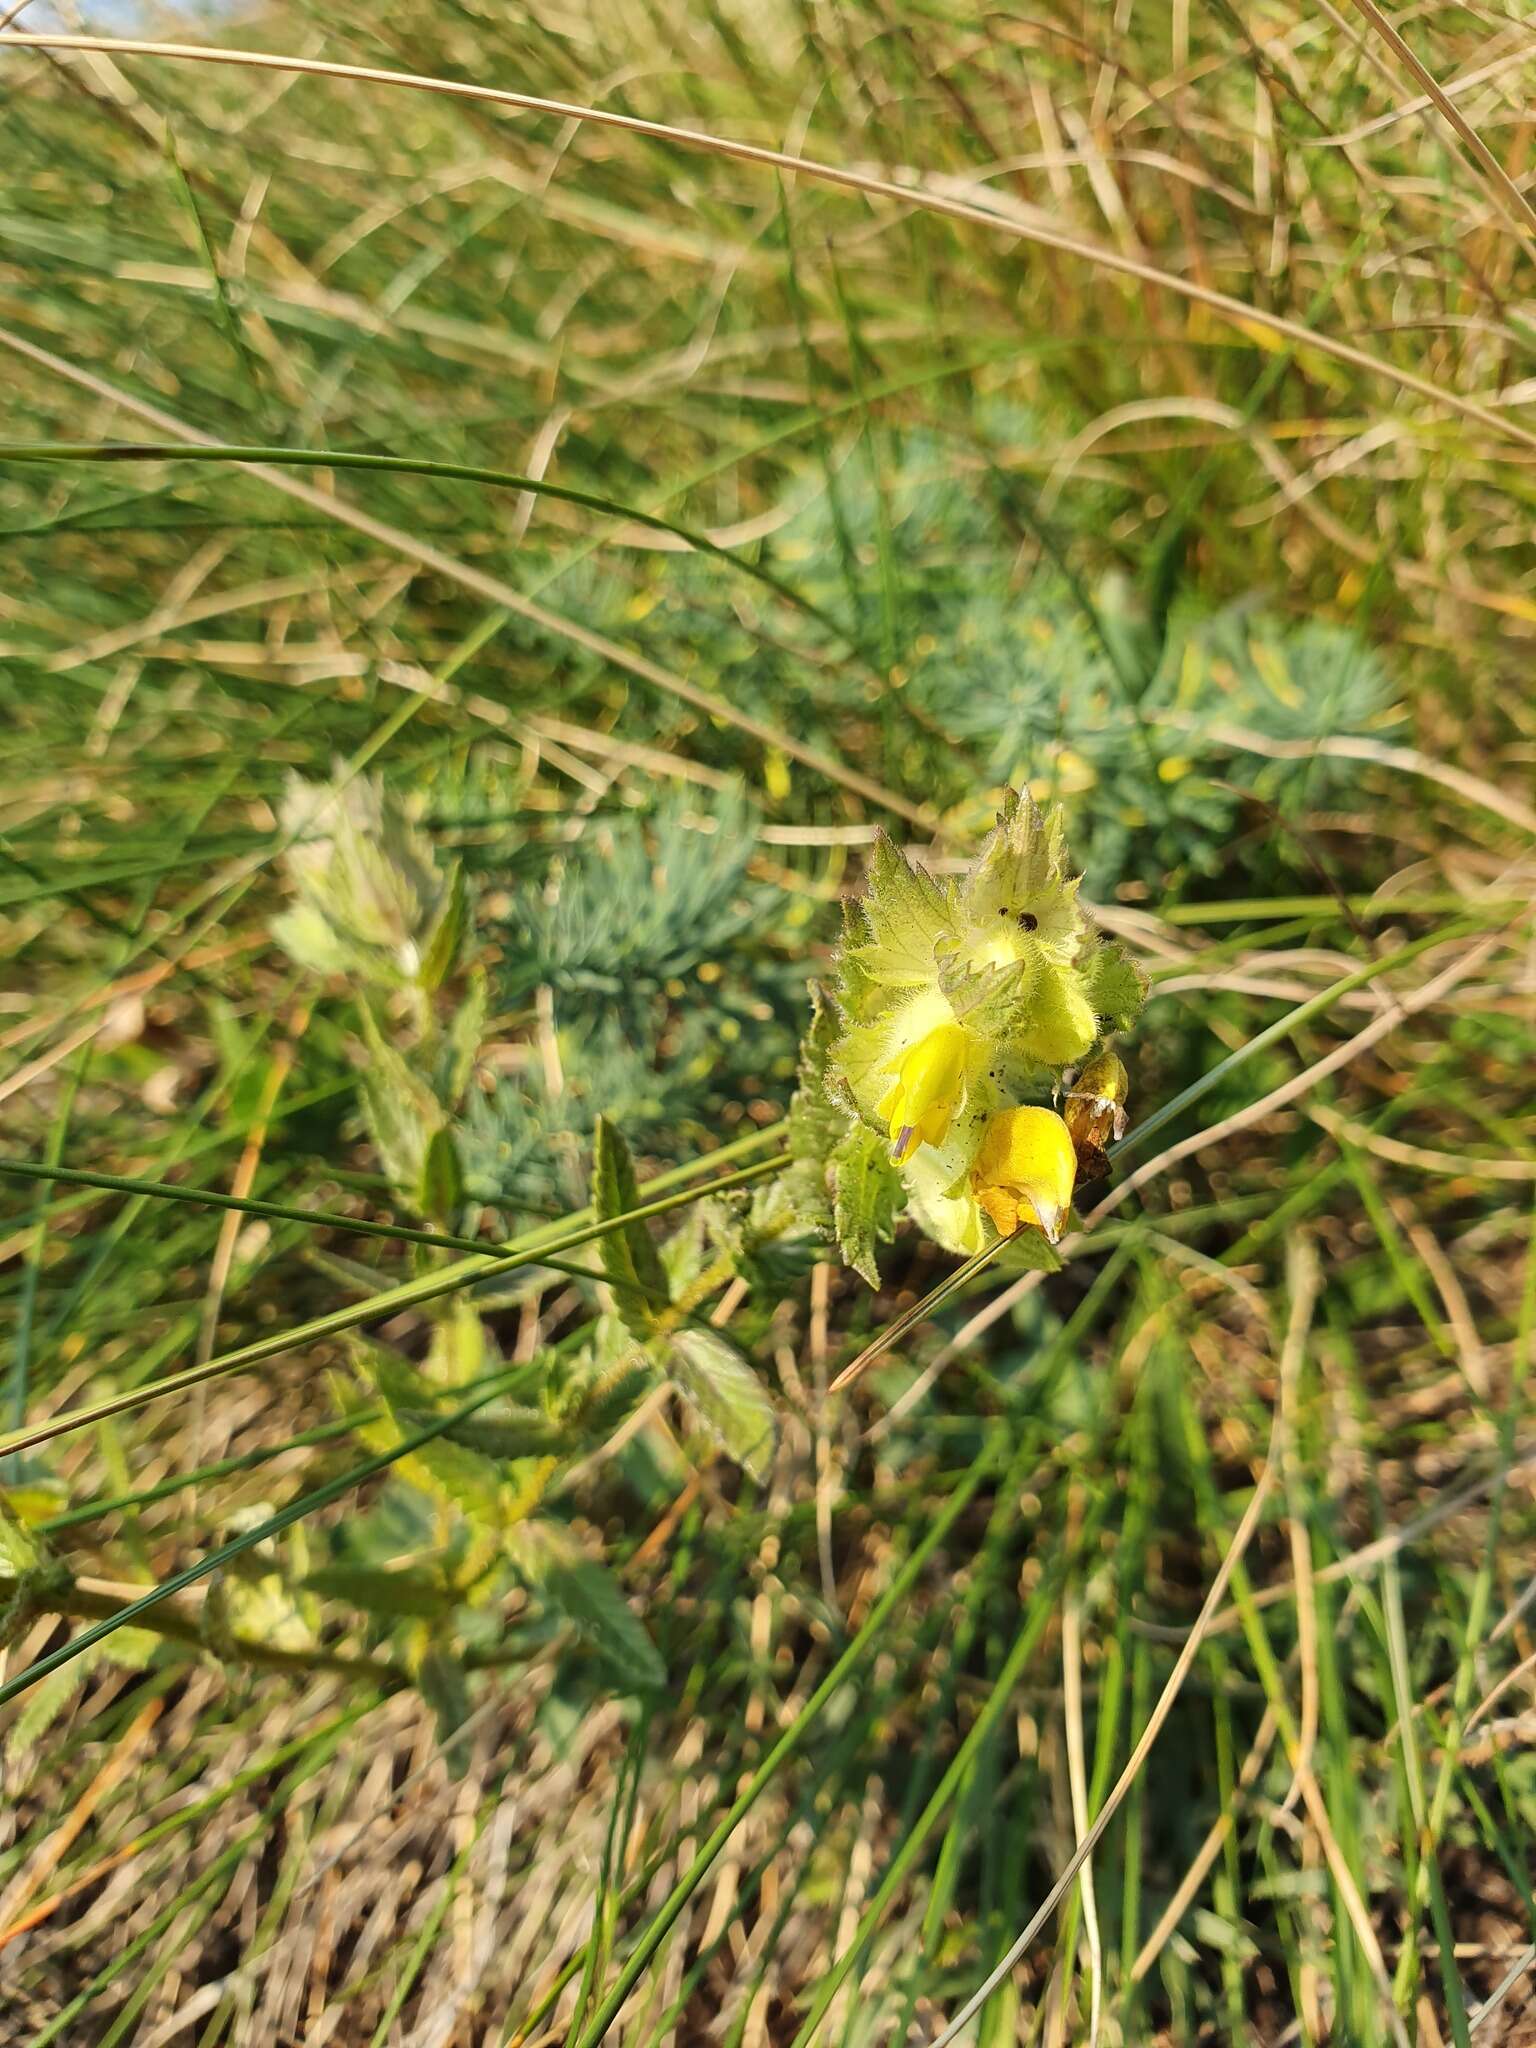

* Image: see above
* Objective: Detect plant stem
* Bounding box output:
[0,1151,786,1463]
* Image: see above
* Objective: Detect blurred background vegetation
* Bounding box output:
[1,1,1534,2042]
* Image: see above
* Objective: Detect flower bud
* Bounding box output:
[1015,962,1097,1067]
[1064,1050,1130,1152]
[1061,1050,1130,1188]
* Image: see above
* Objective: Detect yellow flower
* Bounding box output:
[970,1106,1077,1242]
[876,1021,969,1163]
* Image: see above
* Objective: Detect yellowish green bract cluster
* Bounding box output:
[811,791,1145,1273]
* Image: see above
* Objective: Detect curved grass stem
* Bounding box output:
[0,1148,785,1462]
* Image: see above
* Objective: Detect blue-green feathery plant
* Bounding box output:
[489,789,779,1003]
[465,789,802,1212]
[570,415,1404,896]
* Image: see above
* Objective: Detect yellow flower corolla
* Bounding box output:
[876,1021,969,1163]
[970,1105,1077,1242]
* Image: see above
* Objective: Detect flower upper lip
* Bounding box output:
[876,1021,969,1163]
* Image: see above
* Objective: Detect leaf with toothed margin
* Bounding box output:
[592,1115,670,1343]
[417,861,469,994]
[832,1122,902,1288]
[418,1648,474,1778]
[357,1000,445,1205]
[1080,937,1149,1032]
[670,1328,776,1482]
[781,984,849,1234]
[303,1565,459,1619]
[844,831,953,989]
[508,1521,664,1691]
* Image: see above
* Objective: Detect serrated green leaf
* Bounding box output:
[740,1176,827,1291]
[510,1522,663,1691]
[418,860,470,993]
[536,1657,593,1759]
[789,986,843,1158]
[278,771,451,990]
[6,1658,88,1762]
[670,1327,775,1482]
[110,1627,160,1672]
[563,1359,656,1440]
[212,1570,317,1654]
[0,1457,67,1529]
[832,1122,902,1288]
[849,832,954,988]
[958,790,1083,951]
[271,902,354,978]
[1081,938,1148,1032]
[351,1343,507,1522]
[546,1560,663,1690]
[593,1115,669,1340]
[781,985,847,1235]
[836,895,877,1016]
[660,1206,710,1299]
[418,1125,463,1227]
[440,963,488,1108]
[303,1564,458,1618]
[392,1405,565,1461]
[418,1647,474,1777]
[406,1435,509,1522]
[425,1296,494,1390]
[351,1339,432,1410]
[937,953,1036,1041]
[358,1002,445,1203]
